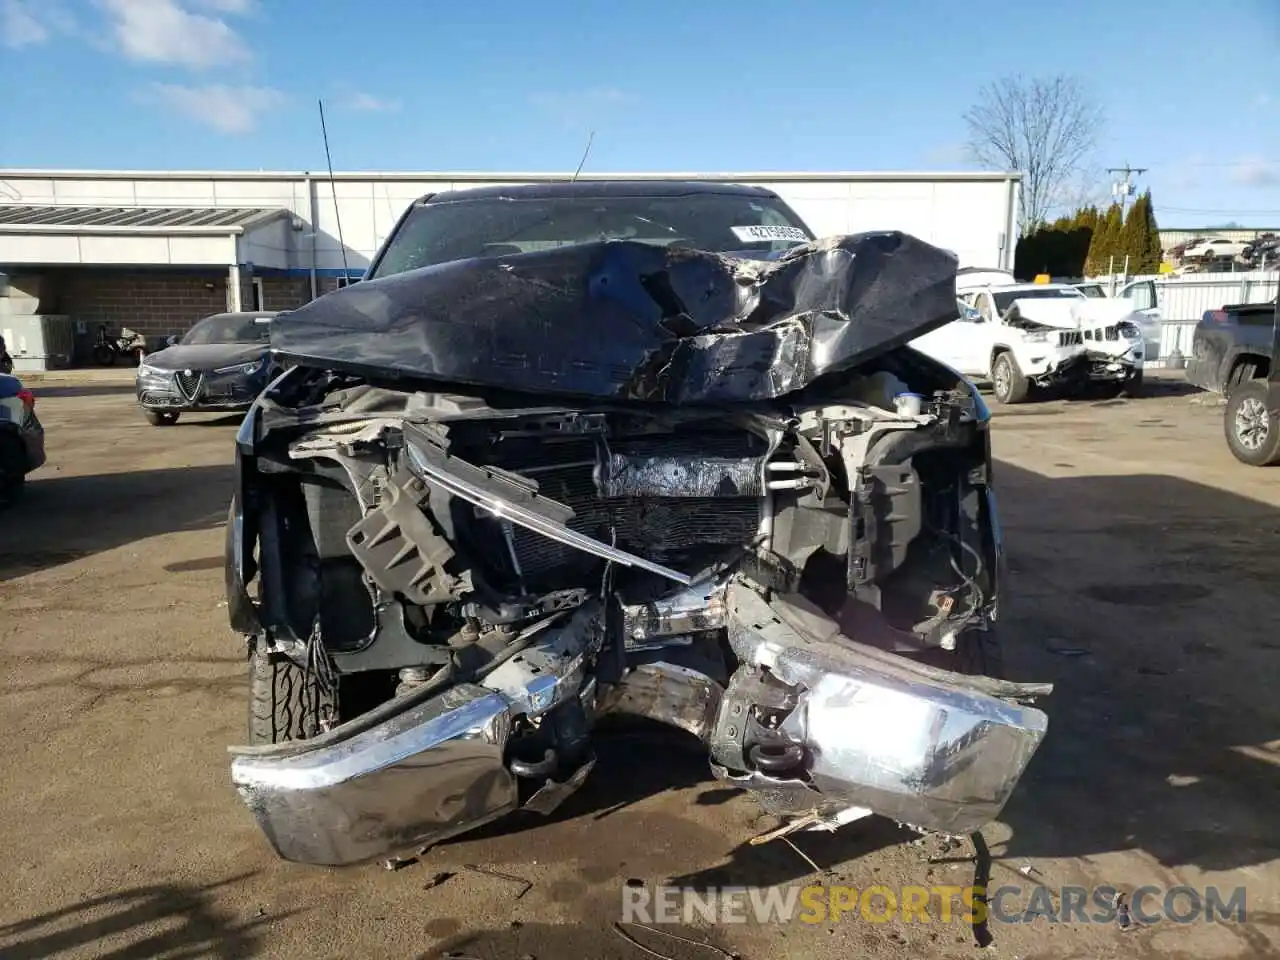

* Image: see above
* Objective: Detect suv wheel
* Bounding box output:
[991,352,1030,404]
[1225,380,1280,466]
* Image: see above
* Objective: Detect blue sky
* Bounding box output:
[1,0,1277,227]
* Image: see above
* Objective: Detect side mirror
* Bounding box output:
[166,335,180,347]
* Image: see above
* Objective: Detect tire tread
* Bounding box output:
[247,638,333,744]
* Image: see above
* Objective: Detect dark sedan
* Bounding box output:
[136,311,279,425]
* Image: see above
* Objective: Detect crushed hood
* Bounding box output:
[269,231,959,404]
[1010,297,1141,330]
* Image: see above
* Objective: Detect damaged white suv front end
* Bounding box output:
[223,197,1050,867]
[1011,296,1147,393]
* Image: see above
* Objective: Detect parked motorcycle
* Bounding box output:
[92,325,147,367]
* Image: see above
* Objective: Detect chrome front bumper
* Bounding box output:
[230,582,1049,865]
[712,585,1048,836]
[230,684,518,866]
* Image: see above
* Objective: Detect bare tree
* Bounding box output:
[964,75,1104,234]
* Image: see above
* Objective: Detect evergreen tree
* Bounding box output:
[1087,203,1124,275]
[1140,190,1163,273]
[1119,200,1147,270]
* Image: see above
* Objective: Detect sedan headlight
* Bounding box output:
[214,358,265,376]
[137,362,166,378]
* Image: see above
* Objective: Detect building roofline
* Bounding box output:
[0,206,288,235]
[1157,226,1280,232]
[0,168,1022,184]
[0,224,248,235]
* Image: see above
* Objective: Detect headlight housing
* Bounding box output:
[1024,330,1051,344]
[213,358,265,376]
[137,362,165,378]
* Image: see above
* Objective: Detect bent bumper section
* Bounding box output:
[230,685,518,866]
[1026,351,1089,386]
[229,584,1050,866]
[1084,351,1141,382]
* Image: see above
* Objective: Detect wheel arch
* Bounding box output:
[1225,350,1271,387]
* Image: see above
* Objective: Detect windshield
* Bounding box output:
[993,288,1085,313]
[181,314,272,346]
[369,192,815,279]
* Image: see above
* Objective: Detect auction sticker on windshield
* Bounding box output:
[731,225,809,243]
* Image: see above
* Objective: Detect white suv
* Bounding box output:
[910,283,1152,404]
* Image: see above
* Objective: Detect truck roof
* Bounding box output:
[417,180,783,205]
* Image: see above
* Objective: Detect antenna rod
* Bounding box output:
[571,130,595,182]
[319,99,352,283]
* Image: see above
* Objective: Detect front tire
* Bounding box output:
[247,637,336,744]
[92,345,116,367]
[991,352,1030,404]
[142,408,179,426]
[1122,369,1144,397]
[1224,380,1280,466]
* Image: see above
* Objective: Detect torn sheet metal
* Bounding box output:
[598,661,723,740]
[269,232,960,404]
[619,580,729,642]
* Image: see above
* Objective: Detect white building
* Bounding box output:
[0,169,1020,359]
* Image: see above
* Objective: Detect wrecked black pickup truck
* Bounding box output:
[225,181,1051,867]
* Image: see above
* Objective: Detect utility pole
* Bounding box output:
[1107,163,1148,219]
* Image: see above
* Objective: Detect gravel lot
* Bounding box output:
[1,372,1277,960]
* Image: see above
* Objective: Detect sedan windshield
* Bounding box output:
[181,314,273,345]
[370,192,815,279]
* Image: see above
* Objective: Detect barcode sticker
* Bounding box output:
[730,225,809,243]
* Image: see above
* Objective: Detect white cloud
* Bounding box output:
[1230,157,1279,188]
[2,0,49,47]
[97,0,249,68]
[150,83,284,134]
[343,92,402,113]
[192,0,253,12]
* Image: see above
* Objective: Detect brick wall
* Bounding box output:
[61,270,230,338]
[258,276,312,311]
[10,268,337,363]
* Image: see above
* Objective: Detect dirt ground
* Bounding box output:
[1,371,1278,960]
